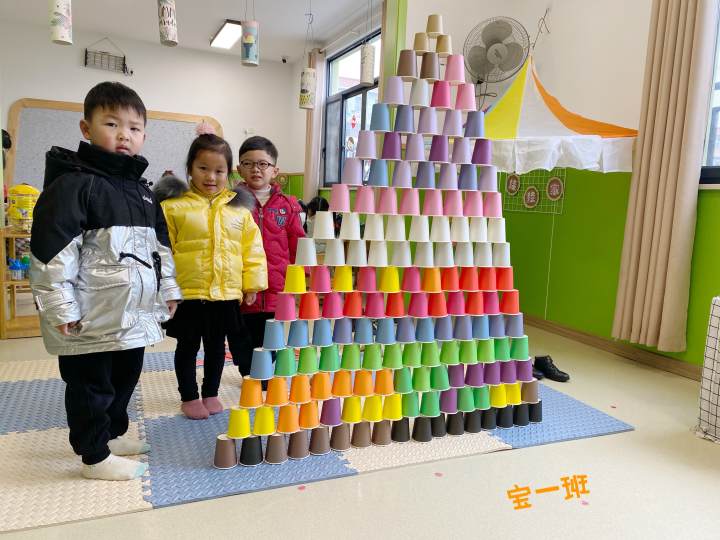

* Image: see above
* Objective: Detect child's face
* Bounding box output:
[189,150,229,196]
[237,150,278,191]
[80,106,145,156]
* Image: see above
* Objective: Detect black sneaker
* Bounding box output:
[532,366,545,380]
[534,355,570,382]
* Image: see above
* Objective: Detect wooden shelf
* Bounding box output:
[2,279,30,286]
[0,227,31,239]
[3,315,40,339]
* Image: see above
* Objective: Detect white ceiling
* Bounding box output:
[0,0,374,62]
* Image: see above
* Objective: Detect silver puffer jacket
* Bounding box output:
[30,142,182,356]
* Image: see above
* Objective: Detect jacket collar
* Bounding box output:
[187,182,236,205]
[77,141,149,181]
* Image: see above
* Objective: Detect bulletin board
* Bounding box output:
[5,98,222,190]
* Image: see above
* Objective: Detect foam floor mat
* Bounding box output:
[0,352,633,532]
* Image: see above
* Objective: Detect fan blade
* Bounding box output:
[499,42,525,72]
[467,45,492,79]
[481,19,512,46]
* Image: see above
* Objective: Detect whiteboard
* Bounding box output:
[6,99,222,190]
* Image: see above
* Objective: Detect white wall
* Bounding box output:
[0,20,307,174]
[406,0,652,129]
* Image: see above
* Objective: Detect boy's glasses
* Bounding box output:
[240,160,275,171]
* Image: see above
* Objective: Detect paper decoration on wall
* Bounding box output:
[50,0,72,45]
[523,186,539,209]
[299,68,317,109]
[360,43,375,86]
[506,174,520,196]
[546,177,564,201]
[241,20,259,66]
[157,0,178,47]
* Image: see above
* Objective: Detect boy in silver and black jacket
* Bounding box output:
[29,82,181,481]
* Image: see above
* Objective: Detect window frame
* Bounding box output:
[322,30,381,187]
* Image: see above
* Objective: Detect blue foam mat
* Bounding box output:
[0,378,138,435]
[144,412,355,507]
[492,385,633,448]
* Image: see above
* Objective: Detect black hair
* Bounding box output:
[306,196,329,215]
[83,81,147,124]
[238,135,278,163]
[186,134,233,176]
[2,129,11,150]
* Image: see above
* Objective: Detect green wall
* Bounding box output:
[504,169,720,365]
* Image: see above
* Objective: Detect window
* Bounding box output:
[323,33,381,185]
[702,30,720,182]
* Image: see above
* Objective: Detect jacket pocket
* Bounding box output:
[75,265,139,336]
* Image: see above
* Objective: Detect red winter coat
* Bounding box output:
[238,184,305,313]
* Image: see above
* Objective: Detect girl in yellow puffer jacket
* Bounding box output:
[155,133,268,420]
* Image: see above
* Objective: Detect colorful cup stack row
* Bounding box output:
[328,188,501,218]
[215,400,543,468]
[260,317,528,350]
[291,242,510,270]
[353,131,491,165]
[342,161,497,191]
[367,107,485,137]
[275,291,522,321]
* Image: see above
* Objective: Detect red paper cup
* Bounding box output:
[343,291,363,318]
[465,291,485,315]
[459,267,479,292]
[428,292,448,317]
[298,292,320,320]
[499,290,520,314]
[478,267,497,291]
[496,267,514,291]
[385,292,406,317]
[441,267,460,291]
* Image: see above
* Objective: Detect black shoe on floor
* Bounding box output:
[534,355,570,382]
[532,367,545,380]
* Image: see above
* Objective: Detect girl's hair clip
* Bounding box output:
[195,120,216,136]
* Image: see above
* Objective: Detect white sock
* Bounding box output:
[108,435,151,456]
[82,454,147,481]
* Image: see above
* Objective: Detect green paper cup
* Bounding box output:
[420,391,441,417]
[459,340,478,365]
[341,344,361,371]
[440,340,460,365]
[298,347,319,375]
[457,386,475,413]
[510,336,529,360]
[274,348,297,377]
[402,342,422,368]
[393,366,413,394]
[430,365,450,391]
[319,344,340,372]
[473,385,491,410]
[421,342,440,367]
[382,343,403,369]
[412,366,431,392]
[362,343,383,371]
[402,391,420,417]
[477,339,495,363]
[493,337,511,361]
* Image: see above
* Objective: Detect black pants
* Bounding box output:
[227,312,274,376]
[173,300,237,402]
[58,347,144,465]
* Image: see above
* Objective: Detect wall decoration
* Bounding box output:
[546,176,564,201]
[506,174,520,196]
[157,0,178,47]
[502,168,566,215]
[299,68,317,109]
[49,0,72,45]
[523,186,539,209]
[241,20,259,66]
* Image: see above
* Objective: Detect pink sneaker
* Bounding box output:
[181,399,209,420]
[202,397,224,415]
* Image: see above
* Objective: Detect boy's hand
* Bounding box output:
[166,300,178,319]
[243,292,257,305]
[56,321,80,336]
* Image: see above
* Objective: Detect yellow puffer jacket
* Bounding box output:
[160,184,268,301]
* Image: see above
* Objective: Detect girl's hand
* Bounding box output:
[166,300,178,318]
[243,292,257,305]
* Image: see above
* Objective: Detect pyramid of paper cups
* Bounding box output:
[216,14,541,469]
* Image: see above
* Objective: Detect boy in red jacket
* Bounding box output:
[228,136,305,375]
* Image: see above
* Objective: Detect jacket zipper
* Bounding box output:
[258,206,265,311]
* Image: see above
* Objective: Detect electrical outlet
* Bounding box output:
[244,128,256,135]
